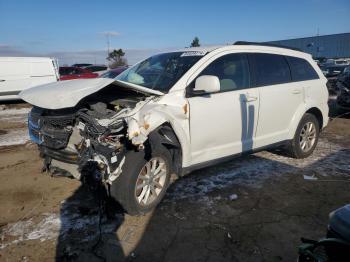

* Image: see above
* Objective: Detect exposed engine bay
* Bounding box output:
[28,84,151,185]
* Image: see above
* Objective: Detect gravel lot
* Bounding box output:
[0,101,349,262]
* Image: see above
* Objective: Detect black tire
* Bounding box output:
[110,145,172,215]
[287,113,320,159]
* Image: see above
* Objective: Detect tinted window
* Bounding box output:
[286,56,319,81]
[199,53,250,91]
[250,53,291,86]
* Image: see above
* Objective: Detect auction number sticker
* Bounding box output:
[180,51,207,57]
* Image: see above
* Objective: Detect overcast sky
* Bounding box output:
[0,0,349,65]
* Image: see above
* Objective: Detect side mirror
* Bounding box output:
[193,75,220,94]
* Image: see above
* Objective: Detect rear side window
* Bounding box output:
[286,56,319,81]
[199,53,250,91]
[249,53,291,86]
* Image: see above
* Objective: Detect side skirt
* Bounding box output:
[181,140,289,176]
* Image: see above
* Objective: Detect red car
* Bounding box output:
[59,67,98,81]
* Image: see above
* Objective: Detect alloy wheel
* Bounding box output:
[135,157,167,206]
[299,122,317,152]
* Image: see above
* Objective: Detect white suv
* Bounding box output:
[20,43,329,215]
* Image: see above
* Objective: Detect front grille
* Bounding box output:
[43,115,74,128]
[40,127,72,149]
[28,107,74,149]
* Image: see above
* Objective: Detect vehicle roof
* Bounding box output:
[85,64,107,67]
[176,45,223,53]
[59,66,90,71]
[173,44,311,59]
[0,57,55,62]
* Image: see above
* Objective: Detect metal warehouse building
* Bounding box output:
[267,32,350,59]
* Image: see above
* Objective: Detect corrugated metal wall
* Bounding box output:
[267,33,350,58]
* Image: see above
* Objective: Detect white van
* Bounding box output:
[0,57,59,101]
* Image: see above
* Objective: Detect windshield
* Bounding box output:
[100,67,128,79]
[115,51,205,92]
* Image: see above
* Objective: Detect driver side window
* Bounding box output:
[199,53,250,92]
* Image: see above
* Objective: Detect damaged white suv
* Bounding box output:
[20,43,329,215]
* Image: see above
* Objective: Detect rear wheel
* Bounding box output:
[287,113,320,159]
[110,146,171,215]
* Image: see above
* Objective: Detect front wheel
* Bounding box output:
[287,113,320,159]
[110,146,171,215]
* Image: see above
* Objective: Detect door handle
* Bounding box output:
[244,95,258,102]
[0,79,5,82]
[292,89,301,94]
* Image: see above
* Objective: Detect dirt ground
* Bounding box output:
[0,101,349,262]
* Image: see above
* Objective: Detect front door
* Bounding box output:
[187,53,259,165]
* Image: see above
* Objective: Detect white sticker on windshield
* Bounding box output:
[180,51,207,57]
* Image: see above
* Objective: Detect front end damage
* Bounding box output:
[26,86,150,187]
[25,81,187,190]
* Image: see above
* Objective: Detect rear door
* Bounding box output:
[248,53,304,147]
[187,53,259,165]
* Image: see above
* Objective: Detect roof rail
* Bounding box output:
[233,41,303,52]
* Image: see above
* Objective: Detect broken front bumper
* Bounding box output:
[28,108,127,183]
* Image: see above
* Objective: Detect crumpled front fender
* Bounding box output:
[125,94,192,167]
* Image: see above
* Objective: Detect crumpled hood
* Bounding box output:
[19,78,163,110]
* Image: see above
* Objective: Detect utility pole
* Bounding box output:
[106,33,111,57]
[101,31,119,61]
[316,27,320,58]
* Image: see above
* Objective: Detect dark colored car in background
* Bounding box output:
[322,65,348,78]
[99,66,128,78]
[59,67,98,81]
[72,63,93,68]
[336,67,350,110]
[322,65,348,94]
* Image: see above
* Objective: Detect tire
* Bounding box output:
[110,145,172,215]
[287,113,320,159]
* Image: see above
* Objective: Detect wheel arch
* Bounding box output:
[305,107,323,130]
[288,105,326,139]
[147,122,184,177]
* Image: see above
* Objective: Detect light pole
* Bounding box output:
[106,33,110,57]
[102,31,119,58]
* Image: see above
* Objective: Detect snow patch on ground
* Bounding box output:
[0,129,29,147]
[0,107,30,146]
[0,107,31,115]
[1,139,349,249]
[0,108,31,122]
[166,139,349,200]
[0,197,121,250]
